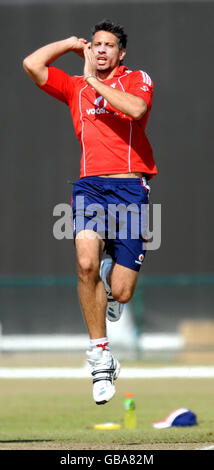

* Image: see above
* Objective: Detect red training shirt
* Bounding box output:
[38,65,157,179]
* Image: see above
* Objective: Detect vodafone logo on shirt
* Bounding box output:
[94,95,107,108]
[86,95,109,115]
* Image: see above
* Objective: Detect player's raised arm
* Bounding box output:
[83,43,147,120]
[23,37,87,86]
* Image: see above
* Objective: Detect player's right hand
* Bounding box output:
[69,36,88,58]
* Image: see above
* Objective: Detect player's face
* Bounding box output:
[91,31,126,74]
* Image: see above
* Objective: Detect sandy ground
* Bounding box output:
[0,442,212,450]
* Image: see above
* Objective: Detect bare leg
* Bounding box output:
[75,231,120,405]
[109,263,139,304]
[75,230,106,339]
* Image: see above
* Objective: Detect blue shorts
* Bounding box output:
[71,176,150,272]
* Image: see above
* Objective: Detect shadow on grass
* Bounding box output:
[0,440,53,443]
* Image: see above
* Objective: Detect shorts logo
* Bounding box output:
[135,253,144,265]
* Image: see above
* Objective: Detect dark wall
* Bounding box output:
[1,1,214,277]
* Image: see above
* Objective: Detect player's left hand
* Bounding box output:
[83,43,97,79]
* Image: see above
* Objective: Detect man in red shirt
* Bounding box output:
[23,20,157,405]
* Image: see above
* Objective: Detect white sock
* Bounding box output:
[90,337,109,350]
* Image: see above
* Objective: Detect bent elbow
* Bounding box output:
[133,103,148,120]
[23,57,34,73]
[22,57,47,85]
[23,57,30,70]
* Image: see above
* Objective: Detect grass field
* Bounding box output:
[0,354,214,450]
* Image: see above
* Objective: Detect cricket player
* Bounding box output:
[23,19,157,404]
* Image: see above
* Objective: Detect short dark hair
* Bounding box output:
[91,19,127,50]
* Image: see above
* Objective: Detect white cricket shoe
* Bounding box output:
[87,346,120,405]
[100,258,124,322]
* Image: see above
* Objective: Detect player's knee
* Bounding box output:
[111,285,133,304]
[77,256,99,282]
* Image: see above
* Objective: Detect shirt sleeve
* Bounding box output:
[127,70,153,110]
[37,66,75,105]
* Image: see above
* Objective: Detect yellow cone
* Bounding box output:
[94,422,121,430]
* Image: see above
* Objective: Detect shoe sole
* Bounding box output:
[107,301,124,322]
[107,312,122,322]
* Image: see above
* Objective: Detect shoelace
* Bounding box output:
[106,290,118,304]
[106,295,123,317]
[90,356,116,384]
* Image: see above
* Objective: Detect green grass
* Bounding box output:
[0,378,214,446]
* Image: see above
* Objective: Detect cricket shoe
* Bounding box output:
[87,346,120,405]
[100,258,124,322]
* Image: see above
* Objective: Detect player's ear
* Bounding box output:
[119,48,126,62]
